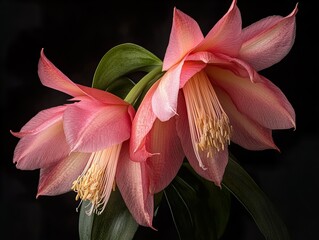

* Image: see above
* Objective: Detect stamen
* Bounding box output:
[183,71,231,167]
[71,144,122,215]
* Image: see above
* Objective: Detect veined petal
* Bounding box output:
[116,142,154,227]
[163,8,204,70]
[215,86,278,150]
[146,118,184,194]
[37,152,90,197]
[64,100,132,152]
[76,84,131,105]
[207,66,295,129]
[189,146,228,188]
[239,4,298,71]
[39,49,86,97]
[180,58,207,88]
[152,62,183,121]
[10,106,66,137]
[39,49,127,105]
[185,51,258,83]
[207,53,259,82]
[176,92,227,186]
[195,0,242,56]
[13,119,70,170]
[130,82,158,162]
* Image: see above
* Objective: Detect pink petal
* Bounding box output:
[176,93,227,186]
[38,49,86,97]
[207,66,295,129]
[76,84,131,105]
[146,118,184,194]
[188,146,228,188]
[116,142,154,227]
[180,59,206,88]
[207,53,259,82]
[13,119,70,170]
[184,51,258,84]
[130,82,158,162]
[39,49,127,105]
[37,152,90,197]
[163,8,204,70]
[152,62,183,121]
[215,86,278,150]
[11,106,66,138]
[239,4,298,71]
[195,0,242,56]
[64,100,132,152]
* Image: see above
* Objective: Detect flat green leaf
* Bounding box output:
[92,43,162,90]
[79,190,139,240]
[105,76,135,99]
[222,155,290,240]
[79,201,94,240]
[164,164,231,240]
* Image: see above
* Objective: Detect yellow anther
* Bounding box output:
[71,145,122,215]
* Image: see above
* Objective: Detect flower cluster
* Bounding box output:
[11,0,297,235]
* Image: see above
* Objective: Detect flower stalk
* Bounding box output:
[124,65,163,105]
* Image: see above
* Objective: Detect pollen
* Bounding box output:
[72,163,103,208]
[183,71,231,166]
[71,144,121,215]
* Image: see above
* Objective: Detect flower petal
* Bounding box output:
[239,4,298,71]
[146,118,184,193]
[13,119,70,170]
[37,152,90,197]
[38,49,86,97]
[208,53,259,82]
[195,0,242,56]
[64,100,132,152]
[176,92,227,186]
[215,86,278,150]
[207,66,295,129]
[76,84,131,105]
[189,147,228,188]
[152,62,183,121]
[163,8,204,70]
[185,51,258,83]
[11,106,66,137]
[130,82,158,162]
[116,142,154,227]
[39,49,127,105]
[180,59,206,88]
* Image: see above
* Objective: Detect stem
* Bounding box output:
[124,65,162,105]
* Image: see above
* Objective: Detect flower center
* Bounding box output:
[183,71,231,168]
[71,144,122,215]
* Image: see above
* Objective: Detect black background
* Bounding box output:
[1,0,318,239]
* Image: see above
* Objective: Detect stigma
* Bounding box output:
[183,71,231,167]
[71,144,122,215]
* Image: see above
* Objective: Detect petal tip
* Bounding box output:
[214,180,222,188]
[291,3,299,16]
[10,130,19,137]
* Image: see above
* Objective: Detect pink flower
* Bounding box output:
[130,0,297,192]
[11,49,153,227]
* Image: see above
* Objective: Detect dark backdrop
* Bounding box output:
[1,0,318,239]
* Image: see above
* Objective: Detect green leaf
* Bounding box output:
[105,76,135,99]
[164,164,231,240]
[79,201,94,240]
[92,43,162,90]
[132,71,164,108]
[222,155,290,240]
[79,190,139,240]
